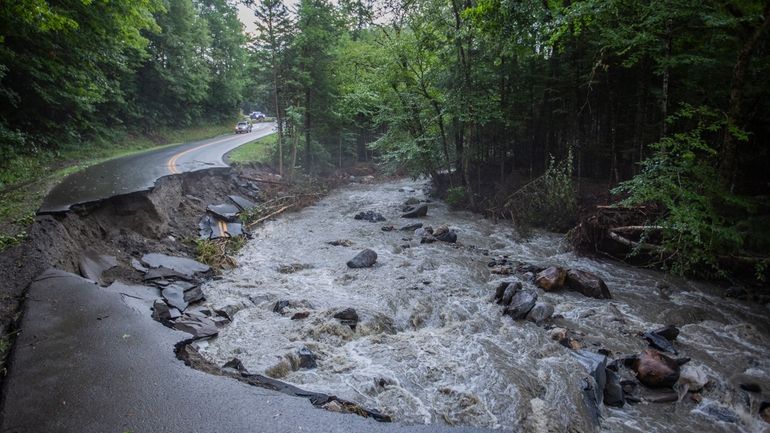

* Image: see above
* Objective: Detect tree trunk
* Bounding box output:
[720,2,770,190]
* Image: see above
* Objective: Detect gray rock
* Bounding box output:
[273,300,290,314]
[604,368,624,407]
[435,230,457,243]
[404,197,420,205]
[525,302,554,324]
[653,325,679,341]
[223,357,247,373]
[347,249,377,268]
[572,350,608,407]
[354,211,385,222]
[401,204,428,218]
[695,403,740,423]
[501,282,521,306]
[504,289,537,319]
[298,346,317,369]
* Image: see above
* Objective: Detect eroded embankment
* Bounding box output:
[0,165,396,423]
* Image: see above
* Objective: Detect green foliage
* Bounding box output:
[228,134,276,165]
[445,187,468,209]
[613,105,749,276]
[506,150,577,233]
[0,231,26,252]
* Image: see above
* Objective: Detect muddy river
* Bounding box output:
[196,178,770,432]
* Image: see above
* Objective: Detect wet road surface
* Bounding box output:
[39,122,274,213]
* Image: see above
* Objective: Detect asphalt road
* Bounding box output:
[39,122,275,213]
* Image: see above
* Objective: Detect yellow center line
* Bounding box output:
[166,135,239,175]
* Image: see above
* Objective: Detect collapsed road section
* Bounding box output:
[0,165,495,433]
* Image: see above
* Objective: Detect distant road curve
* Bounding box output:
[39,122,275,213]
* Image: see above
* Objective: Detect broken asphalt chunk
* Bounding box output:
[152,299,181,322]
[78,249,117,285]
[141,253,210,277]
[173,315,218,339]
[228,195,256,211]
[207,203,241,222]
[162,285,188,311]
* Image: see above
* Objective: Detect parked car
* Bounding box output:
[249,111,266,120]
[235,121,252,134]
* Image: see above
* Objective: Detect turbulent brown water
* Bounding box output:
[196,178,770,433]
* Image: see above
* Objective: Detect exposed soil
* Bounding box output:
[0,164,310,375]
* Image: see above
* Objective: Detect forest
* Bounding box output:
[1,0,769,281]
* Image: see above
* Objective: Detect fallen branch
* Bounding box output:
[610,225,664,233]
[240,175,290,186]
[246,204,294,228]
[607,230,660,252]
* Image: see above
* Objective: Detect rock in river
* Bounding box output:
[401,204,428,218]
[298,346,317,369]
[504,289,537,320]
[535,266,567,291]
[333,308,359,328]
[631,349,688,388]
[565,269,612,299]
[354,211,386,222]
[525,302,554,324]
[347,249,377,268]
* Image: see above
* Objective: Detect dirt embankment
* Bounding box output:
[0,165,292,368]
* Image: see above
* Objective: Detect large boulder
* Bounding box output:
[401,204,428,218]
[346,249,378,268]
[504,289,537,319]
[434,225,457,243]
[631,349,687,388]
[565,269,612,299]
[535,266,567,291]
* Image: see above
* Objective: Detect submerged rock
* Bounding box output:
[347,249,377,268]
[695,402,740,424]
[273,300,290,314]
[535,266,567,291]
[401,204,428,218]
[434,228,457,243]
[333,308,359,328]
[565,269,612,299]
[504,289,537,319]
[354,211,386,222]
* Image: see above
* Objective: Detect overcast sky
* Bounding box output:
[236,3,258,35]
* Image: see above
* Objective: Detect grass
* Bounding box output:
[0,119,240,251]
[227,133,276,165]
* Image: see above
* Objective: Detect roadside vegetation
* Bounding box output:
[0,119,237,250]
[227,133,276,165]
